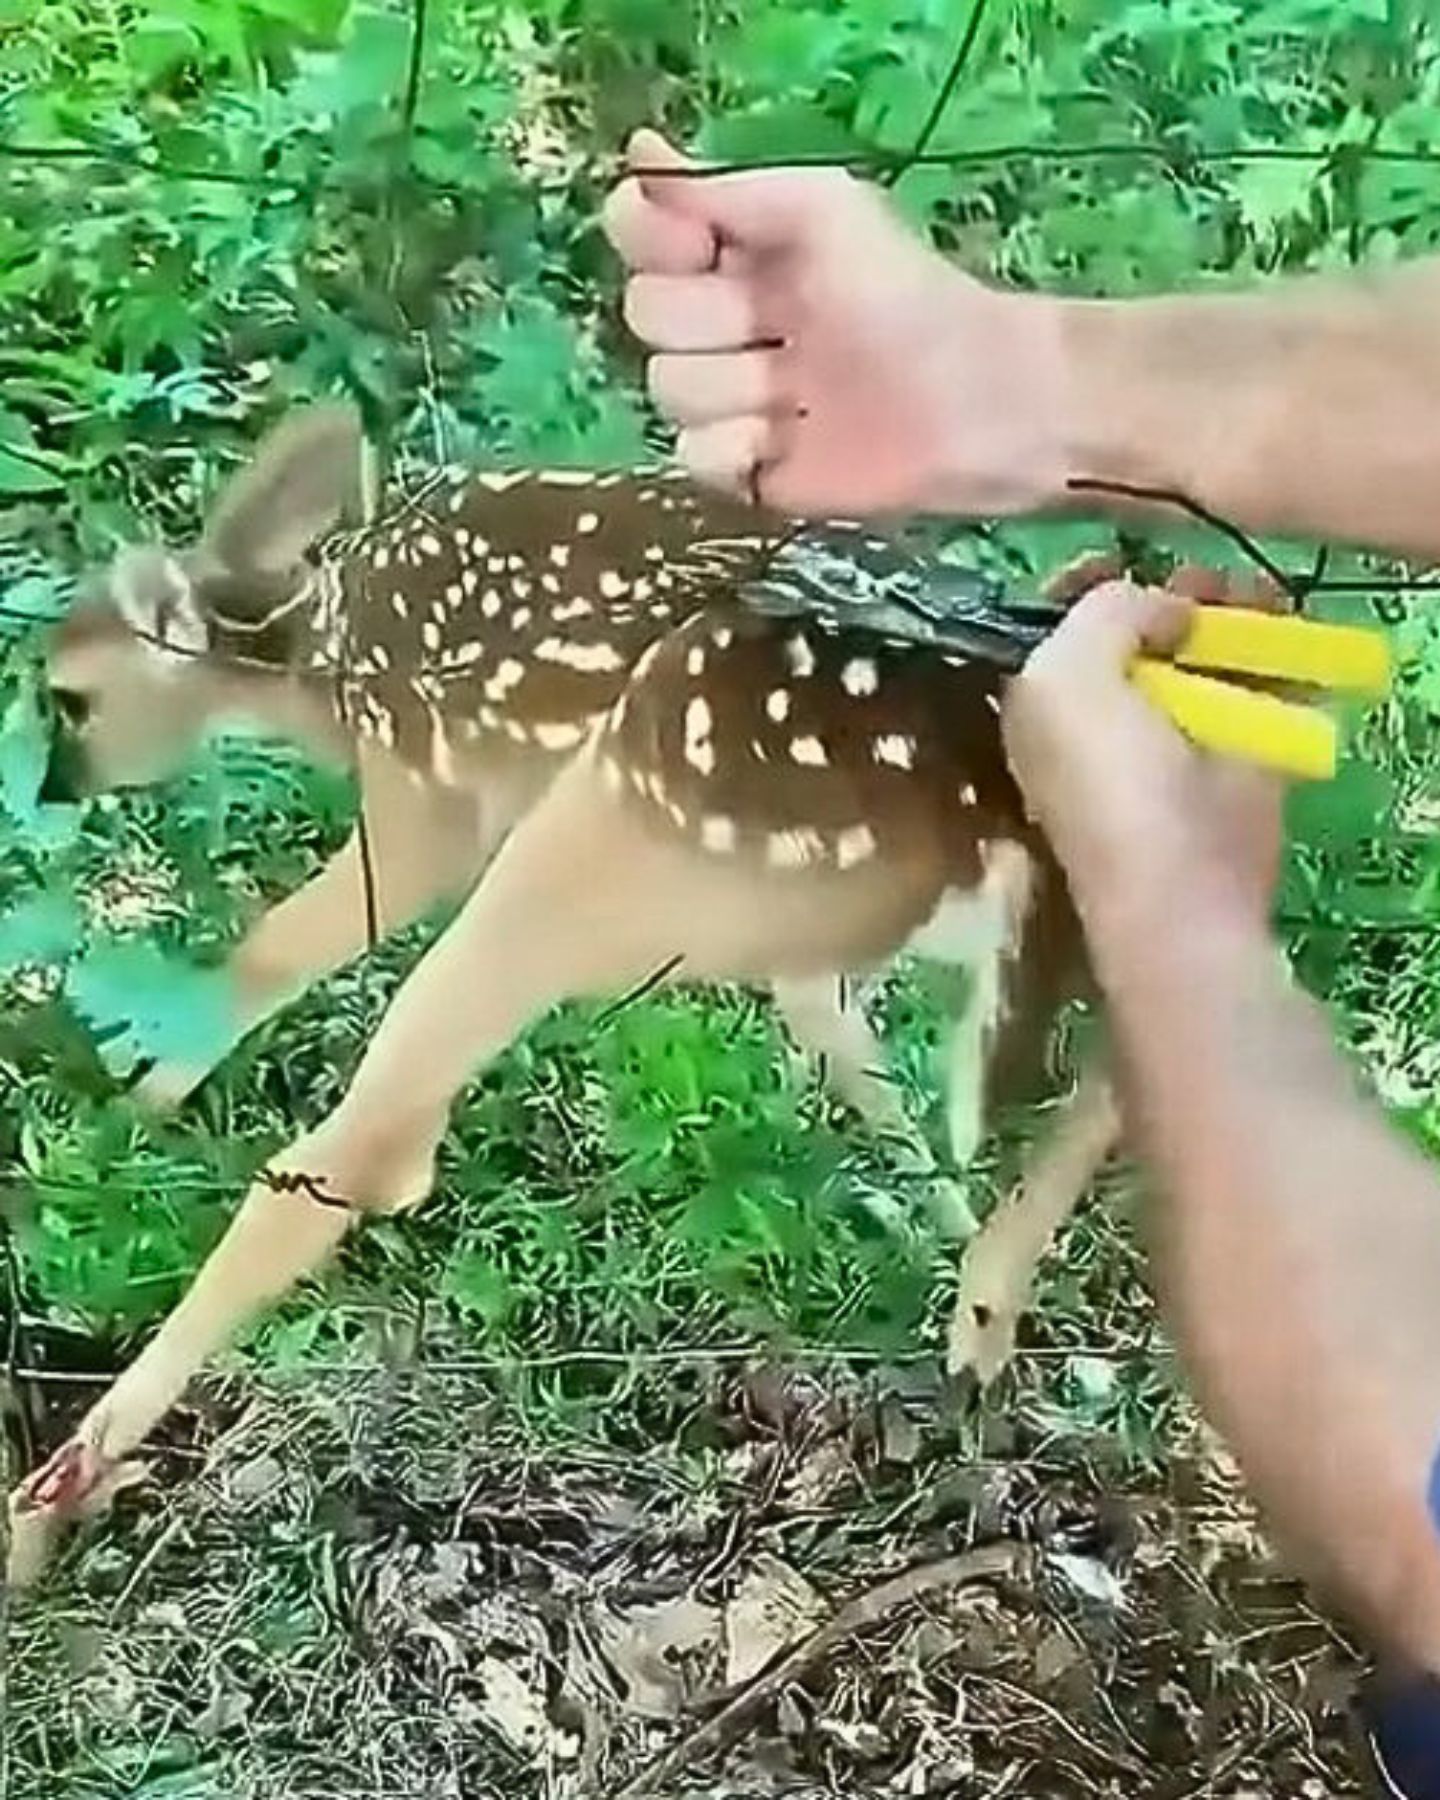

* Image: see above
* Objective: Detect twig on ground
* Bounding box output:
[610,1541,1028,1799]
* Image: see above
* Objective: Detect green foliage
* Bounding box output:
[3,0,1440,1397]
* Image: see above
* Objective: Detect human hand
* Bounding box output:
[603,129,1072,519]
[1002,569,1286,941]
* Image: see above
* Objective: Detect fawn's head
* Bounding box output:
[41,403,368,800]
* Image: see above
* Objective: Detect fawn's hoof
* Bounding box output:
[6,1440,147,1589]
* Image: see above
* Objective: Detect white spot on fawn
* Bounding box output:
[766,689,791,724]
[550,544,572,568]
[482,589,502,618]
[552,597,592,621]
[842,657,878,697]
[537,637,623,673]
[959,782,977,804]
[599,570,629,599]
[479,470,528,492]
[786,634,816,678]
[534,720,585,751]
[684,696,715,774]
[711,625,733,649]
[874,733,915,770]
[701,815,737,854]
[391,593,410,618]
[789,735,828,767]
[577,512,600,535]
[687,646,706,676]
[373,545,391,570]
[766,827,824,870]
[418,532,442,558]
[485,658,526,701]
[422,621,443,652]
[512,607,533,630]
[836,823,877,869]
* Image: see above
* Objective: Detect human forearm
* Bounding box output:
[1084,886,1440,1666]
[1055,257,1440,561]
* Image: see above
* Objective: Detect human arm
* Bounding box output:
[605,131,1440,562]
[1001,580,1440,1672]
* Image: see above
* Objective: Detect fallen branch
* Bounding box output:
[611,1541,1028,1799]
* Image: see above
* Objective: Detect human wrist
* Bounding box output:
[1078,855,1274,1007]
[1057,288,1308,536]
[926,272,1075,516]
[1052,297,1189,505]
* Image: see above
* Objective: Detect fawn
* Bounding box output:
[6,402,1120,1586]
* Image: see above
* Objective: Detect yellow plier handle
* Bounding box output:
[1129,609,1393,781]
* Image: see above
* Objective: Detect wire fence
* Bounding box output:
[0,0,1435,1406]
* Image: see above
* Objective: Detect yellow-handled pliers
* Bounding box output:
[1130,608,1393,780]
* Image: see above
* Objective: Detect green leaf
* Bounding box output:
[0,690,47,822]
[294,4,410,120]
[0,572,69,627]
[1286,752,1396,851]
[66,942,240,1075]
[441,1247,512,1326]
[0,893,82,970]
[698,103,862,164]
[0,409,64,494]
[1232,157,1317,232]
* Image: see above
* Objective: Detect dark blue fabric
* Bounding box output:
[1360,1673,1440,1797]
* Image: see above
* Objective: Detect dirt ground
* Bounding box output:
[5,1323,1370,1800]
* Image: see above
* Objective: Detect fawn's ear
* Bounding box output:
[201,401,368,576]
[111,546,210,665]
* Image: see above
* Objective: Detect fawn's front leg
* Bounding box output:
[133,759,493,1110]
[14,745,923,1585]
[9,724,958,1585]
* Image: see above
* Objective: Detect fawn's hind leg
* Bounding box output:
[773,974,978,1237]
[946,1061,1118,1385]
